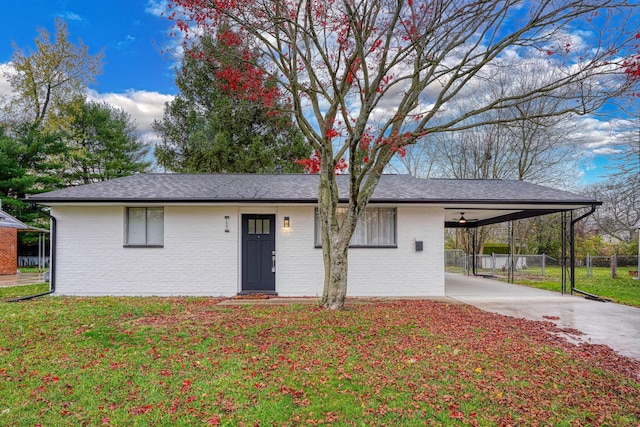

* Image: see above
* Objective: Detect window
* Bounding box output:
[315,207,397,247]
[125,207,164,247]
[248,218,271,235]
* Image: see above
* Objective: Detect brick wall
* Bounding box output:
[52,204,446,297]
[0,227,18,275]
[52,206,240,296]
[274,206,445,297]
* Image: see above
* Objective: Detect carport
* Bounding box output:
[438,180,601,299]
[0,205,49,276]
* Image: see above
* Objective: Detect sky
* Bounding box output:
[0,0,176,145]
[0,0,633,186]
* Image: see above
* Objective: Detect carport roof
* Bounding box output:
[0,208,28,229]
[26,174,600,227]
[0,208,48,232]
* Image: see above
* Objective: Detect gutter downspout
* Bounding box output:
[8,206,56,302]
[570,205,608,302]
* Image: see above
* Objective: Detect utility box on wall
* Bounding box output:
[415,240,423,252]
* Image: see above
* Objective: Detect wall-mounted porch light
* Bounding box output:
[283,216,290,228]
[225,215,230,232]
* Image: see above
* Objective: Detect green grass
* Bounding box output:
[0,283,49,300]
[510,266,640,307]
[1,293,639,426]
[16,267,47,273]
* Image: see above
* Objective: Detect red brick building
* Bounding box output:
[0,227,19,275]
[0,207,28,275]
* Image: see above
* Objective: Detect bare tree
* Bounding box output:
[386,139,439,177]
[587,34,640,243]
[3,18,103,130]
[401,60,581,183]
[169,0,638,309]
[588,170,639,243]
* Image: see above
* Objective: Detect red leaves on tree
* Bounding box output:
[295,151,322,174]
[296,150,347,174]
[181,25,284,115]
[213,65,280,108]
[325,128,341,140]
[626,58,640,81]
[346,57,361,85]
[377,131,410,157]
[334,158,348,172]
[622,33,640,101]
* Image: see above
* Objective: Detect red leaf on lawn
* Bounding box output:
[207,415,221,425]
[131,404,153,415]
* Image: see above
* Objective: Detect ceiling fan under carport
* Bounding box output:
[456,212,479,224]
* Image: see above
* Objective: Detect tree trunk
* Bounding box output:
[317,169,359,310]
[321,240,349,310]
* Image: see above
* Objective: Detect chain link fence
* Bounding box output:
[445,250,639,280]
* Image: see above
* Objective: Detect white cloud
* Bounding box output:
[145,0,169,18]
[58,11,85,22]
[0,63,12,101]
[117,35,136,50]
[574,117,616,148]
[592,147,623,155]
[1,61,172,145]
[86,89,173,144]
[145,0,184,69]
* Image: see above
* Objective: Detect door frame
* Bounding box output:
[240,213,277,295]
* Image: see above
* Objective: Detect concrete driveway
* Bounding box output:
[0,273,47,287]
[446,273,640,361]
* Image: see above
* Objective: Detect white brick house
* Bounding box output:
[27,174,599,297]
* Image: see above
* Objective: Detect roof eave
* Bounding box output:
[28,198,601,207]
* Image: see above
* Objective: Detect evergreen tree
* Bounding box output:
[0,124,65,228]
[154,32,308,173]
[60,99,150,185]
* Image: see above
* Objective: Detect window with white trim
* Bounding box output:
[315,207,397,247]
[125,207,164,247]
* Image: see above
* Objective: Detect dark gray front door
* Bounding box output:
[241,214,276,293]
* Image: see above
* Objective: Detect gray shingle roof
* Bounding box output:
[0,208,28,229]
[26,174,599,206]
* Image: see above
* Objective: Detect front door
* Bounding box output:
[241,214,276,294]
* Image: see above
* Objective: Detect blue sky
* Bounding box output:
[1,0,176,94]
[0,1,632,186]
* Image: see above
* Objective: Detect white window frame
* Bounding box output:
[124,207,164,247]
[315,207,397,248]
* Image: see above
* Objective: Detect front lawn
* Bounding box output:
[0,283,49,300]
[1,294,639,426]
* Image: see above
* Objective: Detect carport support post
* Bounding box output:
[465,228,471,276]
[508,221,515,284]
[570,210,575,294]
[561,211,569,295]
[472,229,477,276]
[570,206,597,295]
[636,223,640,280]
